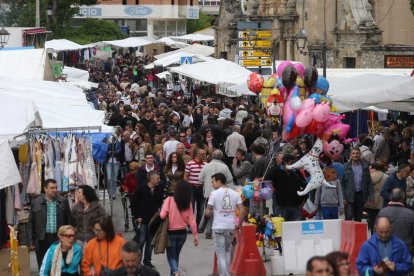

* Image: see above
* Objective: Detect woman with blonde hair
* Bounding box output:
[40,225,83,276]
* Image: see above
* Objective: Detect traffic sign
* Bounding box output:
[238,30,272,39]
[238,40,272,48]
[238,58,272,67]
[239,50,272,57]
[180,56,193,65]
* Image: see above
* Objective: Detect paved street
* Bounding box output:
[30,189,273,275]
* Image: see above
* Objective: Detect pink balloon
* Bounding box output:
[324,113,344,129]
[298,98,315,113]
[323,140,344,160]
[323,123,350,140]
[292,62,305,78]
[277,60,293,76]
[296,108,313,128]
[312,102,331,123]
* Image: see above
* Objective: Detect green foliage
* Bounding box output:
[410,0,414,15]
[186,11,213,34]
[0,0,97,28]
[54,19,126,45]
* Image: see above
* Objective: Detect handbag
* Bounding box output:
[98,240,115,275]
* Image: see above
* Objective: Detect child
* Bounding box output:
[314,167,344,219]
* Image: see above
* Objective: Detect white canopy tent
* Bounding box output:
[103,37,159,48]
[157,37,189,48]
[62,67,98,89]
[328,73,414,112]
[0,77,110,132]
[170,59,252,85]
[0,48,46,80]
[45,39,93,51]
[154,44,214,60]
[153,52,214,68]
[171,34,214,42]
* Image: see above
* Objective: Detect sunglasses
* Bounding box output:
[180,135,186,138]
[62,234,75,239]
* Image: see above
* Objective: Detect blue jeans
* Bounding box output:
[213,229,234,276]
[166,233,187,275]
[192,188,205,227]
[136,224,153,265]
[106,162,120,198]
[321,206,338,219]
[279,206,301,221]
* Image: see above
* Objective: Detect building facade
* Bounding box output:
[74,0,200,37]
[215,0,414,69]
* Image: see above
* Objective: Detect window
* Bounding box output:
[344,57,356,68]
[136,0,139,4]
[122,0,127,5]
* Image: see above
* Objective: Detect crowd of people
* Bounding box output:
[27,51,414,275]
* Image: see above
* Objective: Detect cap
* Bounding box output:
[159,103,168,108]
[238,105,245,110]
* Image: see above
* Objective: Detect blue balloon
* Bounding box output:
[309,93,321,103]
[314,76,329,95]
[261,187,273,200]
[331,162,344,179]
[242,185,255,199]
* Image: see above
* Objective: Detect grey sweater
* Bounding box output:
[314,179,344,210]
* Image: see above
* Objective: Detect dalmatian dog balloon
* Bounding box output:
[286,138,335,196]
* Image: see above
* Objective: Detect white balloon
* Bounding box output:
[286,138,336,196]
[290,96,302,110]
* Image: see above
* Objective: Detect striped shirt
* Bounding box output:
[185,159,207,187]
[46,199,57,233]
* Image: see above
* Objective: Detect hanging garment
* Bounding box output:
[19,162,30,204]
[62,136,71,192]
[83,137,98,188]
[53,138,62,190]
[18,143,29,163]
[27,141,40,195]
[6,187,15,224]
[69,135,82,189]
[44,138,55,180]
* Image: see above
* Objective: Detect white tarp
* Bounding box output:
[157,37,189,48]
[0,48,46,80]
[153,52,213,68]
[45,39,92,51]
[170,59,252,85]
[155,71,171,79]
[0,77,110,134]
[0,137,22,190]
[328,74,414,112]
[154,44,215,60]
[103,37,158,48]
[171,34,214,41]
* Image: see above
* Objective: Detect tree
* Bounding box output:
[410,0,414,15]
[0,0,97,28]
[56,19,126,45]
[186,11,213,34]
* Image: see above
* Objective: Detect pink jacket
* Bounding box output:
[160,197,198,238]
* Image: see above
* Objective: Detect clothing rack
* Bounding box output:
[13,126,102,140]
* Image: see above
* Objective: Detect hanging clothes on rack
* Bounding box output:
[26,140,40,195]
[82,136,98,188]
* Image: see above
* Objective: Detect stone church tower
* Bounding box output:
[215,0,414,69]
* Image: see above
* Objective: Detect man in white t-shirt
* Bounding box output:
[163,129,180,162]
[205,173,246,276]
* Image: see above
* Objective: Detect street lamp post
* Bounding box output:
[294,29,327,78]
[0,27,10,49]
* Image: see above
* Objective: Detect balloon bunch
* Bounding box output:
[241,180,273,202]
[247,60,350,160]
